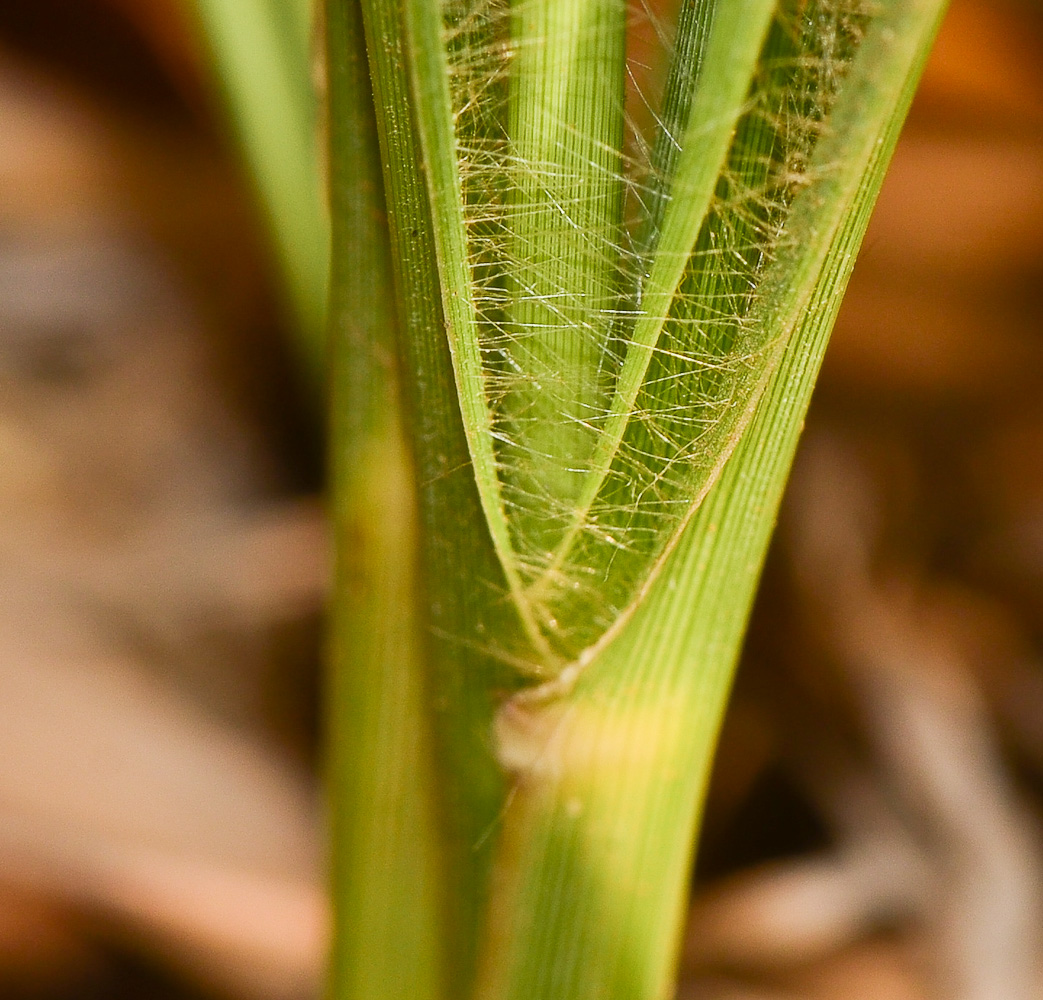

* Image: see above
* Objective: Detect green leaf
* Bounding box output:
[191,0,330,377]
[327,0,947,997]
[476,2,947,996]
[363,0,941,670]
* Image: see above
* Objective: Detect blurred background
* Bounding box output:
[0,1,1040,998]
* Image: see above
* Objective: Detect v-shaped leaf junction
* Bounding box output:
[423,0,889,668]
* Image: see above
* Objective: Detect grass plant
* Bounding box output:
[195,0,948,997]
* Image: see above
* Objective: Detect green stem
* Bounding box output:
[325,1,442,996]
[356,0,538,988]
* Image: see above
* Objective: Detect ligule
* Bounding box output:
[418,0,906,667]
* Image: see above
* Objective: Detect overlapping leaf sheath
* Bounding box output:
[342,0,945,995]
[417,0,888,666]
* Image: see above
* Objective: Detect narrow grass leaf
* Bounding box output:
[191,0,329,376]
